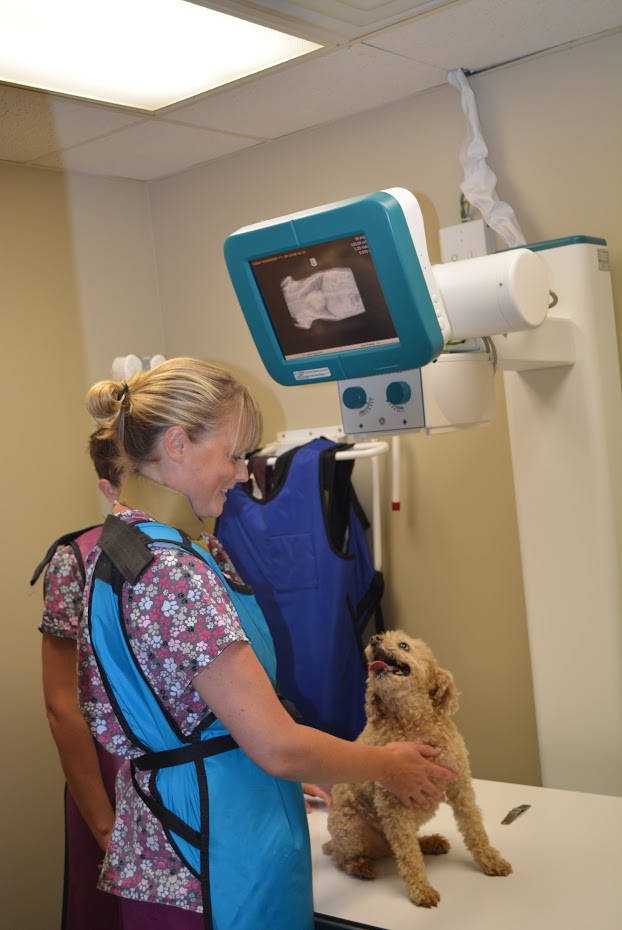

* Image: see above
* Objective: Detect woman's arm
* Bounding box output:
[42,633,115,851]
[193,641,456,811]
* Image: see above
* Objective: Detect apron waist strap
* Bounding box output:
[130,736,238,851]
[133,734,238,772]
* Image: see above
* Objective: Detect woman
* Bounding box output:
[35,431,125,930]
[35,428,254,930]
[78,357,455,930]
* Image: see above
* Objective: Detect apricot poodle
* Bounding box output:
[323,630,511,907]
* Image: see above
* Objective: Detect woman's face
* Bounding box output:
[177,424,249,520]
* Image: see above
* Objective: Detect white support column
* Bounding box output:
[503,240,622,795]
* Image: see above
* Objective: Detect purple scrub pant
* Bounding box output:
[117,898,204,929]
[62,741,123,930]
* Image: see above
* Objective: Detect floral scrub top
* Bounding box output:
[39,542,91,639]
[40,528,242,640]
[77,510,249,912]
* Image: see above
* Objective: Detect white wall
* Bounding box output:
[148,31,622,790]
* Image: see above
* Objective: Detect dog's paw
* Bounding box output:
[321,841,333,855]
[477,848,512,876]
[342,856,379,880]
[409,882,441,908]
[418,833,450,856]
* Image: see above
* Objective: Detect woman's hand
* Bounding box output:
[193,643,457,802]
[93,823,115,853]
[302,783,332,812]
[379,742,456,811]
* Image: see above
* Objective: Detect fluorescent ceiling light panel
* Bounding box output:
[0,0,322,111]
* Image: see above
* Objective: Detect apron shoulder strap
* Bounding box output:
[98,514,155,585]
[30,523,102,587]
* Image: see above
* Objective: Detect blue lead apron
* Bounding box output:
[88,516,313,930]
[215,437,384,740]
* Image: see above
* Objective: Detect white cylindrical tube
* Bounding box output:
[433,249,550,342]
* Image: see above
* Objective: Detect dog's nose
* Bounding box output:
[369,634,383,646]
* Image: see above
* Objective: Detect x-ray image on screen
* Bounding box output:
[250,233,398,360]
[281,266,365,330]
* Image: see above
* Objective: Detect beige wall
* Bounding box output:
[0,164,95,930]
[63,173,166,385]
[0,164,163,928]
[1,29,620,930]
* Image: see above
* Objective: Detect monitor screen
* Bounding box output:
[224,188,447,385]
[249,233,399,361]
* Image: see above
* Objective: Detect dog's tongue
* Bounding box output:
[368,660,390,673]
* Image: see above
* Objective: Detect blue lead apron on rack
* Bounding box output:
[88,516,313,930]
[216,437,384,741]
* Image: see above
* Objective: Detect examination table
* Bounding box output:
[310,778,622,929]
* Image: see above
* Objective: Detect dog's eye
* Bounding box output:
[398,642,410,651]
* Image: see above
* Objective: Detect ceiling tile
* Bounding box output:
[189,0,460,42]
[30,119,262,181]
[164,45,448,138]
[366,0,622,71]
[2,0,620,180]
[0,83,143,162]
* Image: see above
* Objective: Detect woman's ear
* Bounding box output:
[97,478,118,504]
[162,425,189,463]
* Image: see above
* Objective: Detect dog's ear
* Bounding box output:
[430,667,459,716]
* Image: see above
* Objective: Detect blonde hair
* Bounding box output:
[86,357,263,469]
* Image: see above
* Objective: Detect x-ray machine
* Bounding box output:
[224,187,622,797]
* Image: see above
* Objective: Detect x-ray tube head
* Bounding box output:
[432,249,550,342]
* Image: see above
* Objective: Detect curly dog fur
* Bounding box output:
[322,630,511,907]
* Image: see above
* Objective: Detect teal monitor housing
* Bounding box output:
[224,189,446,386]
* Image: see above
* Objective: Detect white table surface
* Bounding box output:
[308,778,622,929]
